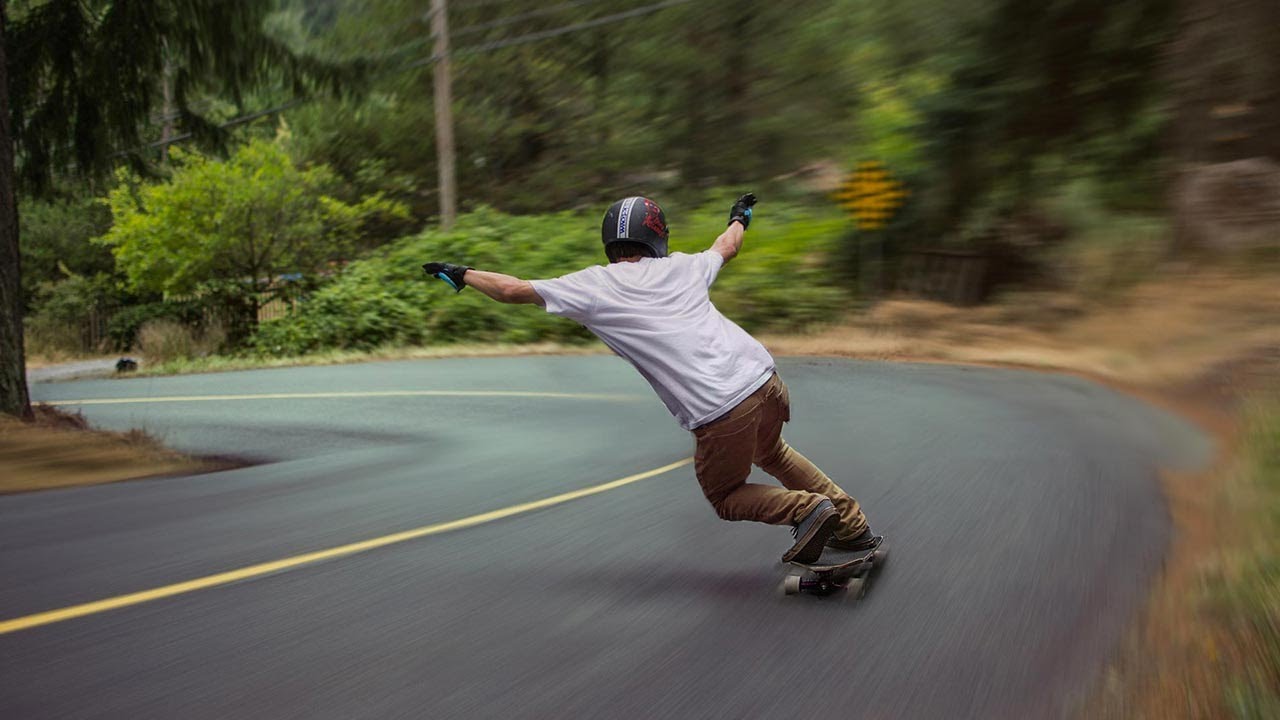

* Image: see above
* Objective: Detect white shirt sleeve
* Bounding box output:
[693,250,725,288]
[530,267,601,323]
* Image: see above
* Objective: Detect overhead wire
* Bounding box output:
[146,0,701,151]
[451,0,614,38]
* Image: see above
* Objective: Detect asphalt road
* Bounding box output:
[2,356,1210,719]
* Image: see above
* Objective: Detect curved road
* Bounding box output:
[1,357,1209,718]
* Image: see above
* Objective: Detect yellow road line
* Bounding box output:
[39,390,641,406]
[0,457,693,636]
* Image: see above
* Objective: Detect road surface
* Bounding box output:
[1,356,1210,718]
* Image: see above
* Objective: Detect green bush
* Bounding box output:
[107,300,208,351]
[251,203,852,356]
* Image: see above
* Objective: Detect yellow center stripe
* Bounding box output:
[39,390,641,406]
[0,457,693,636]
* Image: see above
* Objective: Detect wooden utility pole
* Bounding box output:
[160,52,175,164]
[430,0,457,228]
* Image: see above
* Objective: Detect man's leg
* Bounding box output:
[693,395,826,526]
[753,375,869,539]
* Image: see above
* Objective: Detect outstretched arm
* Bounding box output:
[709,193,757,263]
[710,222,746,263]
[422,263,544,305]
[465,269,544,305]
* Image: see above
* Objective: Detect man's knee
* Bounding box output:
[705,491,737,521]
[755,439,790,469]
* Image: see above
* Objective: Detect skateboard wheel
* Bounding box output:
[843,578,866,602]
[782,575,802,595]
[873,547,889,568]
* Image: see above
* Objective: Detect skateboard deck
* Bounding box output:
[781,536,887,601]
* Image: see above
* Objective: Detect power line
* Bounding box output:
[406,0,699,68]
[146,0,701,150]
[377,0,617,55]
[452,0,612,38]
[143,99,308,150]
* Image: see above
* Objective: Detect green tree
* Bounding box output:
[2,0,356,417]
[18,194,115,311]
[100,139,407,341]
[920,0,1175,232]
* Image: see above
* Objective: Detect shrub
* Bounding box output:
[107,300,208,351]
[251,202,852,356]
[136,319,226,363]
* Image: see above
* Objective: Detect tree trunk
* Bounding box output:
[0,3,33,420]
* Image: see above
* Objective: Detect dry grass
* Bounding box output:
[137,341,608,377]
[0,406,222,494]
[761,270,1280,387]
[1084,357,1280,719]
[136,318,226,363]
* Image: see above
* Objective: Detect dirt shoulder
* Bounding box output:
[761,271,1279,389]
[0,407,236,494]
[1084,355,1279,719]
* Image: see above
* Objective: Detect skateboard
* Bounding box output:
[781,536,887,601]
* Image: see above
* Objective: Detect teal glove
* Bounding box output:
[728,192,757,229]
[421,262,471,292]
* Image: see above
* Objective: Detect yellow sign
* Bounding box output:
[834,160,908,231]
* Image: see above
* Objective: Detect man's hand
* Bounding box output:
[422,262,471,292]
[727,192,757,229]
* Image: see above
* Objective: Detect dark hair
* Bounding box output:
[606,241,656,262]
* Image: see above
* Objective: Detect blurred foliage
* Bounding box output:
[251,202,849,355]
[22,272,118,355]
[261,0,1182,253]
[1042,179,1172,296]
[272,0,882,212]
[918,0,1175,237]
[17,0,1272,359]
[98,139,408,338]
[7,0,360,194]
[1217,397,1280,719]
[17,195,116,312]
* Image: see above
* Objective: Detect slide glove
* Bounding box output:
[727,192,757,229]
[421,262,472,292]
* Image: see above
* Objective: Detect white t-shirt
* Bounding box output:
[531,251,775,430]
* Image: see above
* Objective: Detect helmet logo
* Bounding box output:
[616,197,639,238]
[642,199,668,239]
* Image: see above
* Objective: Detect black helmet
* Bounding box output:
[601,196,669,262]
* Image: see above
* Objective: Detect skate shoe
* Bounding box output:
[826,526,879,553]
[782,499,840,564]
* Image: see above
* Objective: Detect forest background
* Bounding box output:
[12,0,1275,370]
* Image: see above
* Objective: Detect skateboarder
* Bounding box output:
[422,194,875,564]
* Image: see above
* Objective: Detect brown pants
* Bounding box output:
[692,373,867,537]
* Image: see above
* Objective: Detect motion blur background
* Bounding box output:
[11,0,1277,365]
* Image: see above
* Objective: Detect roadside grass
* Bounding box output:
[0,406,219,493]
[1217,394,1280,717]
[133,341,608,377]
[1089,379,1280,720]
